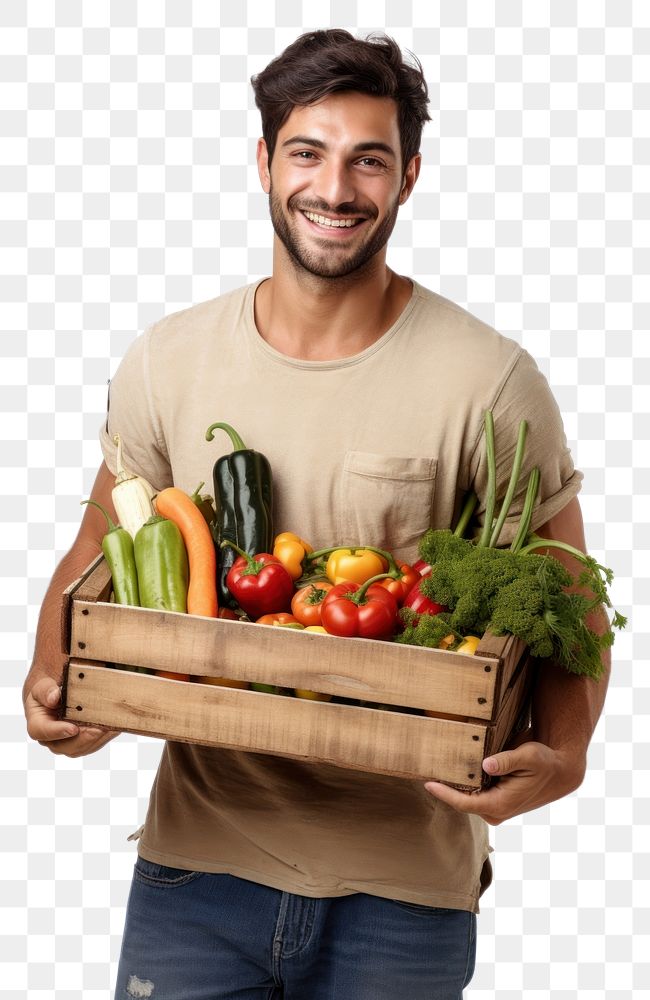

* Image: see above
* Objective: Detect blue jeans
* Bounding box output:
[114,858,476,999]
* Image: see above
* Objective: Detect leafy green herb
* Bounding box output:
[396,412,627,679]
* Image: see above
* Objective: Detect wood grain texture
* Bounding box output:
[60,553,110,656]
[476,631,528,701]
[69,600,502,718]
[484,654,536,758]
[61,558,533,788]
[63,661,489,787]
[65,555,112,602]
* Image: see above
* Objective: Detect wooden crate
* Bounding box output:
[61,556,535,790]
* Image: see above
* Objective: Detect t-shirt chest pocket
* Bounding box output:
[338,451,438,556]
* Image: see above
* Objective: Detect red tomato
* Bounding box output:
[291,582,333,626]
[255,612,302,627]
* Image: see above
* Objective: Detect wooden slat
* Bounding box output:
[64,554,112,602]
[60,554,110,656]
[476,632,527,701]
[484,655,536,759]
[474,633,510,658]
[63,661,489,787]
[70,601,502,719]
[61,557,535,789]
[62,554,104,599]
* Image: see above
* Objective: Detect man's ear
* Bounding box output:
[399,153,422,205]
[257,138,271,194]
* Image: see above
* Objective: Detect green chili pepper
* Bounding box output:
[80,499,140,607]
[134,515,189,613]
[205,422,274,607]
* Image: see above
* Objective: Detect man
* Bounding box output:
[24,29,609,999]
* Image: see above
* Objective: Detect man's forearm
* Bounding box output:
[531,650,610,788]
[24,536,102,704]
[530,605,611,786]
[24,462,119,755]
[25,461,117,705]
[529,501,613,778]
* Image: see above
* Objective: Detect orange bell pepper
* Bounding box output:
[272,531,314,580]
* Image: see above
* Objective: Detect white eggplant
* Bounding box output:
[112,434,155,538]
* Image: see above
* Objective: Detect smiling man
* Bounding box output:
[254,87,420,360]
[25,29,609,1000]
[262,92,415,281]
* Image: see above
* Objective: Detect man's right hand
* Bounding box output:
[25,673,118,757]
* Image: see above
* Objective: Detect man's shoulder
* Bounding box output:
[410,281,522,359]
[145,281,255,347]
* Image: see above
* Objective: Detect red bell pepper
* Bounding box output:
[320,574,399,640]
[412,559,432,578]
[402,578,447,618]
[222,541,294,619]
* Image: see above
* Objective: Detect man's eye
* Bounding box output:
[358,157,384,168]
[295,150,317,159]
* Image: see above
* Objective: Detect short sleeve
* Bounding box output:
[469,348,582,545]
[99,328,173,491]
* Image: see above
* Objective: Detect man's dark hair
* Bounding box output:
[251,29,431,172]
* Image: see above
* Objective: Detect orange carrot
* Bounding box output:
[154,487,218,617]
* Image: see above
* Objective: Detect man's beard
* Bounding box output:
[268,187,400,280]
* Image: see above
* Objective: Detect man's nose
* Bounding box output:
[313,160,356,210]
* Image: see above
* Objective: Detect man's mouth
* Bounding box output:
[301,211,363,229]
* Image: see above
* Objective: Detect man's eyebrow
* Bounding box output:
[282,135,327,150]
[353,141,397,157]
[281,135,397,157]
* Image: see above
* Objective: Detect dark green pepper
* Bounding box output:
[189,481,217,531]
[80,499,140,607]
[134,515,189,613]
[205,422,274,607]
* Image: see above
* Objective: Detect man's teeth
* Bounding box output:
[303,211,359,228]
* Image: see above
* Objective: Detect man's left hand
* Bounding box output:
[424,740,585,825]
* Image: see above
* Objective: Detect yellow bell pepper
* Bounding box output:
[456,635,481,655]
[294,689,332,701]
[325,547,385,586]
[295,626,332,701]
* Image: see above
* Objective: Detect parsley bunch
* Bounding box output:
[397,413,626,679]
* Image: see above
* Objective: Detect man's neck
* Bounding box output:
[254,247,413,362]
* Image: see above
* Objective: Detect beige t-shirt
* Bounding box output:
[100,278,582,912]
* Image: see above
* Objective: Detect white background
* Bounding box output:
[2,1,648,996]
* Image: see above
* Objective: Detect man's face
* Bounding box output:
[257,91,420,281]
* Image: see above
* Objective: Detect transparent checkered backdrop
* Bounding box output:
[1,1,648,997]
